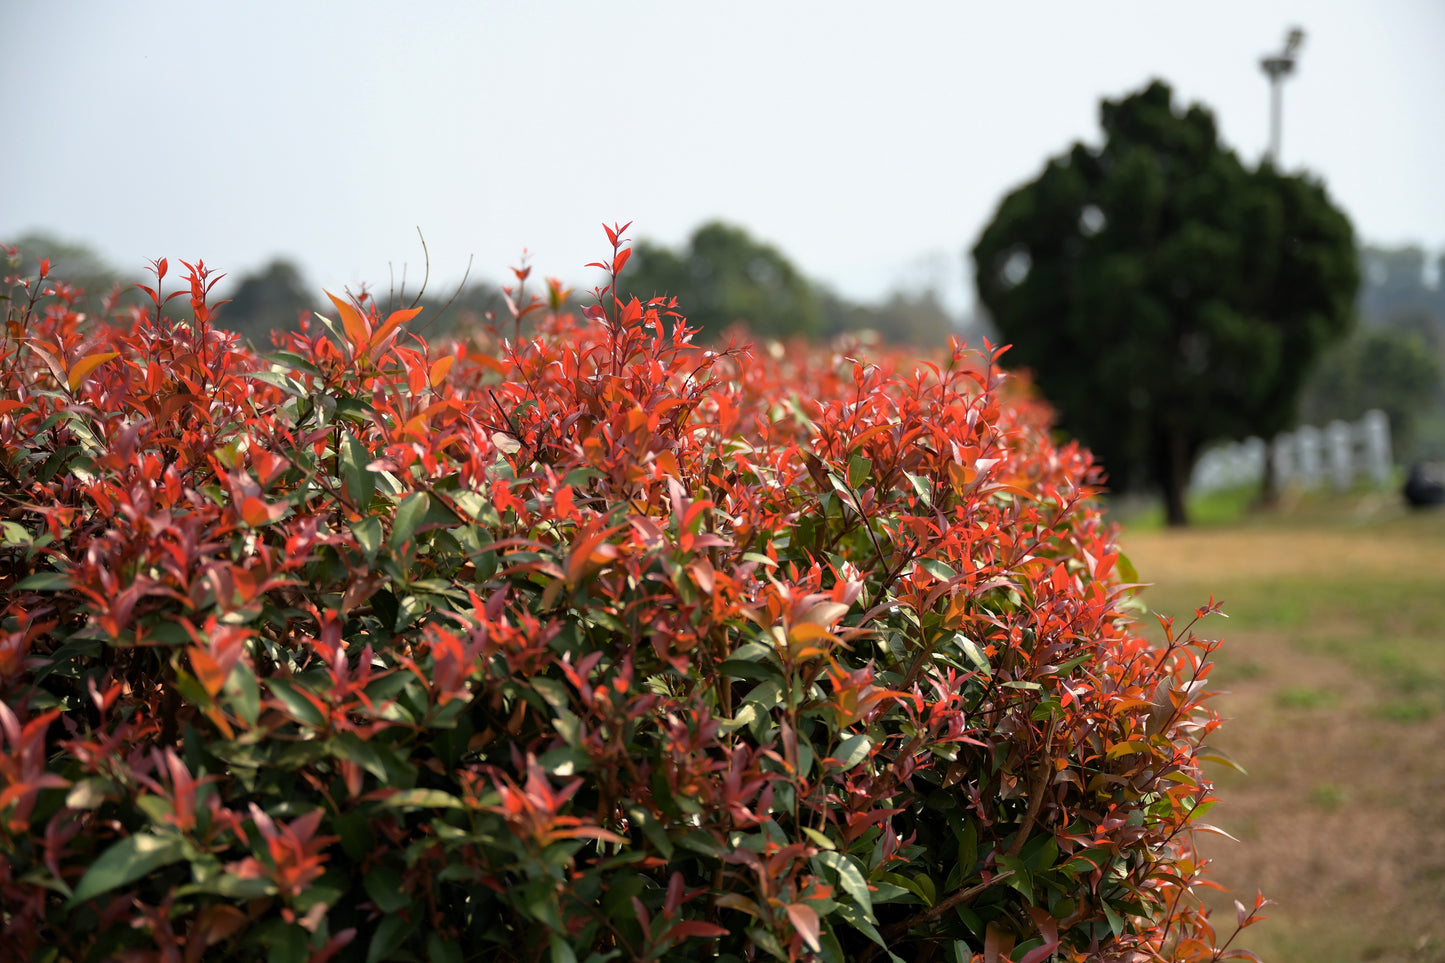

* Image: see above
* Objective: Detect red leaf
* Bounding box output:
[668,920,729,940]
[984,921,1016,963]
[783,902,821,953]
[612,247,632,276]
[621,297,643,326]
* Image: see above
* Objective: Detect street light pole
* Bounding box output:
[1260,27,1305,164]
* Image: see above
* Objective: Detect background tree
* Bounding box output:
[1300,327,1442,459]
[1300,243,1445,460]
[1359,245,1445,329]
[218,257,317,343]
[972,80,1357,525]
[820,287,959,346]
[2,232,141,314]
[622,221,824,340]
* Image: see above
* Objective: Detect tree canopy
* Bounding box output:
[972,79,1358,524]
[219,258,316,343]
[621,221,825,341]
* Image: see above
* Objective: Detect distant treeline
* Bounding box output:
[2,225,978,349]
[6,230,1444,457]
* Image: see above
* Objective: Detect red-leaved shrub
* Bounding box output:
[0,229,1264,962]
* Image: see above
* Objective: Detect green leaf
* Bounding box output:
[903,471,932,506]
[876,872,932,906]
[426,933,465,963]
[245,369,308,395]
[957,637,992,676]
[381,788,464,810]
[1102,900,1125,939]
[340,431,376,508]
[957,819,978,876]
[917,558,957,580]
[266,923,308,963]
[831,733,871,771]
[833,903,901,959]
[549,933,579,963]
[14,571,72,592]
[224,662,261,727]
[997,854,1035,902]
[330,732,390,782]
[817,851,874,921]
[364,865,411,913]
[847,454,872,489]
[335,395,374,424]
[1,520,33,547]
[260,350,324,376]
[1198,744,1248,775]
[391,492,430,550]
[68,833,186,905]
[366,913,417,963]
[626,806,674,859]
[268,678,325,728]
[719,659,780,682]
[742,679,784,711]
[802,826,837,851]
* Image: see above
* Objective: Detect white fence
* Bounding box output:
[1191,410,1393,493]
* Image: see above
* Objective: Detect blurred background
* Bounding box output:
[3,3,1444,956]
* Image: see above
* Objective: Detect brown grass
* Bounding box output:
[1121,503,1445,962]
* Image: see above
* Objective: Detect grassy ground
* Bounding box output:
[1118,491,1445,962]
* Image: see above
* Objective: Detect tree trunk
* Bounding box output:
[1156,430,1194,527]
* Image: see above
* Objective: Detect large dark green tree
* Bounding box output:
[622,221,824,340]
[973,80,1358,525]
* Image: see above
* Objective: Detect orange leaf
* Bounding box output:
[468,352,505,374]
[66,351,119,390]
[324,290,370,350]
[788,622,836,644]
[369,305,422,352]
[429,355,456,387]
[240,496,273,527]
[189,646,227,697]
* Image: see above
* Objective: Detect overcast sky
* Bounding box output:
[3,1,1442,314]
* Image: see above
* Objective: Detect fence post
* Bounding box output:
[1359,409,1393,486]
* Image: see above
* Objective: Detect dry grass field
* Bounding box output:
[1121,496,1445,962]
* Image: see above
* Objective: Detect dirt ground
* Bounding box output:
[1122,515,1445,962]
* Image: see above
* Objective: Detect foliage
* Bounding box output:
[972,80,1358,526]
[0,232,1260,962]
